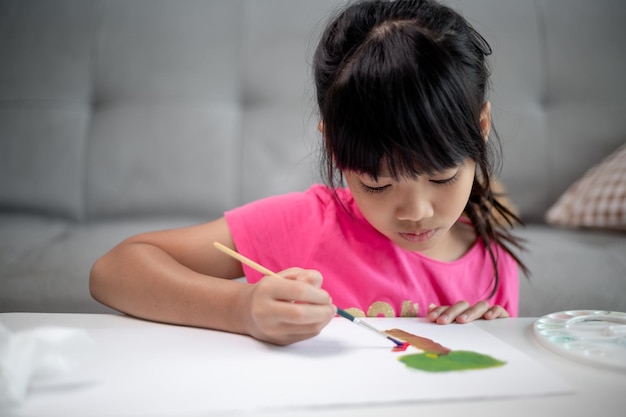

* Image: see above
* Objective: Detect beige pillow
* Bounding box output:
[545,143,626,231]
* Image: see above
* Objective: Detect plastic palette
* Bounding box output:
[534,310,626,370]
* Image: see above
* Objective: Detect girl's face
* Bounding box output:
[344,158,476,259]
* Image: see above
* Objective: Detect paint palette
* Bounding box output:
[534,310,626,370]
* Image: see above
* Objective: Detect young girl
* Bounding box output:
[90,0,526,346]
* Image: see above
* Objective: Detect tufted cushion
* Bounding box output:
[545,144,626,230]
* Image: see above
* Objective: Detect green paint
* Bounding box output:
[398,350,506,372]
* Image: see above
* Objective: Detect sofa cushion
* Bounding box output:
[0,215,205,313]
[85,0,245,220]
[0,0,94,220]
[517,225,626,317]
[87,104,241,220]
[0,107,90,220]
[545,143,626,230]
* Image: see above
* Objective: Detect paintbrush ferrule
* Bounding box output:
[337,308,404,347]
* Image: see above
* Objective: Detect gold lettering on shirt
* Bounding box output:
[343,300,420,318]
[367,301,395,317]
[343,307,366,317]
[400,300,419,317]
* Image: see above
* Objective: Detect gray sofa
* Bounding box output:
[1,0,625,317]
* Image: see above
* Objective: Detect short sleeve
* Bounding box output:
[224,186,330,282]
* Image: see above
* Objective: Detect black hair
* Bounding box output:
[313,0,528,295]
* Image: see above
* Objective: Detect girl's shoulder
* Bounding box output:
[226,184,349,227]
[308,184,351,203]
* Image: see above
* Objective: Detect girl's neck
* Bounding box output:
[427,220,477,262]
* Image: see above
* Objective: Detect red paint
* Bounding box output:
[392,342,410,352]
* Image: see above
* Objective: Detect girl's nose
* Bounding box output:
[396,192,434,222]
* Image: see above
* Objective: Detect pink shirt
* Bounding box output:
[225,184,519,317]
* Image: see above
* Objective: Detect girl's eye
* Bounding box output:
[361,183,390,194]
[430,172,459,186]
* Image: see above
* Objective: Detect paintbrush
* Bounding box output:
[213,242,407,348]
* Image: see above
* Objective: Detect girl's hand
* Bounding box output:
[240,268,336,345]
[427,300,509,324]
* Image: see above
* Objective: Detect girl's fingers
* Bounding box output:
[427,301,511,325]
[279,267,324,288]
[270,301,337,327]
[483,305,510,320]
[278,278,332,305]
[245,272,336,345]
[257,272,331,305]
[250,300,336,345]
[429,301,470,324]
[454,300,490,323]
[426,304,447,322]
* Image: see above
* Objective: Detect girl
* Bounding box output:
[90,0,526,346]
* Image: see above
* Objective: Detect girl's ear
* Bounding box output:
[480,101,491,140]
[318,120,325,135]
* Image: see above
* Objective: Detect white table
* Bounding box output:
[1,313,625,417]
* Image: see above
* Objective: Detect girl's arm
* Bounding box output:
[89,217,336,345]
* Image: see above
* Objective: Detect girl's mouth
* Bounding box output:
[399,229,435,243]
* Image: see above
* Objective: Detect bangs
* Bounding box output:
[322,22,484,180]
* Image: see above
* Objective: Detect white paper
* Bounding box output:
[10,318,572,417]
